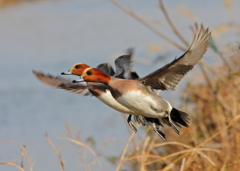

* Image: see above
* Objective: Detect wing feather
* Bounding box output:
[138,23,211,90]
[32,70,91,96]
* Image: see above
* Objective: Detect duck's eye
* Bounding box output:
[87,71,92,75]
[75,65,81,69]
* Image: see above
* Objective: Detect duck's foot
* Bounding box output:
[152,122,165,140]
[138,116,148,126]
[127,115,137,133]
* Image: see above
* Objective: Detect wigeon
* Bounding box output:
[76,24,211,138]
[33,54,165,138]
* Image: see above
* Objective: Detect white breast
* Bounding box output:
[96,90,137,114]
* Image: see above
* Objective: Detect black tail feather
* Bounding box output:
[170,108,190,127]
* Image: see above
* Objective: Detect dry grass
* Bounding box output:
[0,140,35,171]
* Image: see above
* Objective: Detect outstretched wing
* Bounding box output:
[32,70,91,95]
[138,24,211,90]
[114,48,139,80]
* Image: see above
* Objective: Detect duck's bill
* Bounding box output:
[61,70,72,75]
[72,77,84,83]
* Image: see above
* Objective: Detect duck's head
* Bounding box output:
[82,68,111,84]
[61,63,90,76]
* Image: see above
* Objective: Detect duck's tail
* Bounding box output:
[170,108,190,127]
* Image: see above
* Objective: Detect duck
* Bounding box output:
[75,24,211,139]
[33,53,165,137]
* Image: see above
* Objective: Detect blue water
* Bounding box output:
[0,0,239,170]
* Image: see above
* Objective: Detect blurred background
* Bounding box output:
[0,0,239,171]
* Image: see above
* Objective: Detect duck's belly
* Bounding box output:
[116,91,168,118]
[96,90,136,115]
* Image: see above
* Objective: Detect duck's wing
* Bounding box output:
[114,54,132,78]
[114,48,139,80]
[32,70,91,96]
[138,24,211,90]
[96,63,115,76]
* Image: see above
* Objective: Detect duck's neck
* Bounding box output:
[93,74,111,85]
